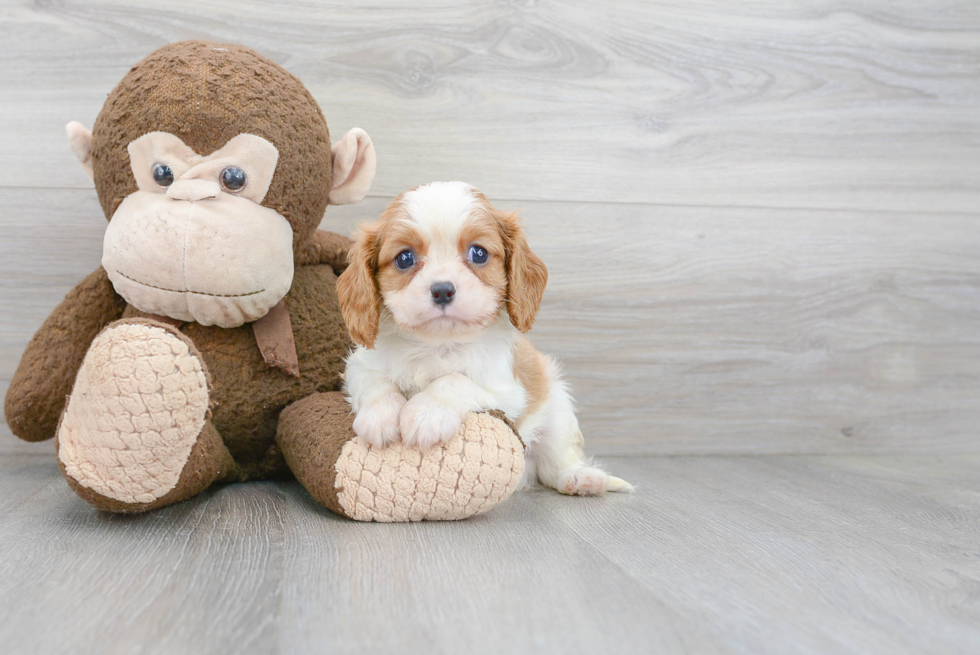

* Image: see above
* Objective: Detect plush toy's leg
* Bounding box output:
[275,392,354,517]
[56,319,235,513]
[277,392,525,522]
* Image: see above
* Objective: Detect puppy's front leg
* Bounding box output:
[400,374,496,450]
[346,349,406,448]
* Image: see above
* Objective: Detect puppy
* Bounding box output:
[336,181,632,496]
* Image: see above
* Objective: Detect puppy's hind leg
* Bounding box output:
[526,378,634,496]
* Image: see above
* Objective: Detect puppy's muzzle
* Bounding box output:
[430,281,455,306]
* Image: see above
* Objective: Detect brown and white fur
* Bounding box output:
[337,181,632,496]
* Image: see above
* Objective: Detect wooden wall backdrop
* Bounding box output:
[1,0,978,456]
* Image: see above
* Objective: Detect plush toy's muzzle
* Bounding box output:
[103,190,295,327]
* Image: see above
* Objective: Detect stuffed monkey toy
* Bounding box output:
[4,41,523,521]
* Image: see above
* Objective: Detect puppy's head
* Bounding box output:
[337,181,548,348]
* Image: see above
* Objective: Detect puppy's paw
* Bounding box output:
[352,392,406,448]
[556,466,635,496]
[399,394,464,450]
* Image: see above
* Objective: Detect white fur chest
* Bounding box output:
[406,343,473,391]
[380,321,522,400]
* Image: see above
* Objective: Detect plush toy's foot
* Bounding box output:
[56,319,234,512]
[277,393,525,522]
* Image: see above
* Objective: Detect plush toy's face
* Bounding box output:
[103,132,293,327]
[66,41,377,328]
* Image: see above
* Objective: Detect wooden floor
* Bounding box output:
[0,451,977,654]
[1,1,978,653]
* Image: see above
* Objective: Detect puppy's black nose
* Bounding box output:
[430,281,455,306]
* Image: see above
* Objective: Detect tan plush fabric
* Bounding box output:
[102,188,295,328]
[66,121,94,180]
[57,321,210,504]
[127,132,280,205]
[328,128,376,206]
[334,412,525,522]
[59,420,237,514]
[277,393,525,522]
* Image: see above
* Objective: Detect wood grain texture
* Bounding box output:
[0,453,977,654]
[0,463,285,655]
[323,198,980,456]
[2,4,978,655]
[0,0,977,211]
[530,454,980,655]
[277,487,717,655]
[4,189,977,455]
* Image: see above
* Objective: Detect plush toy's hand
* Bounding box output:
[5,267,126,442]
[398,392,466,450]
[303,229,354,273]
[352,392,406,448]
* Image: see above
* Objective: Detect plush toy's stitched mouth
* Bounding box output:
[116,270,265,298]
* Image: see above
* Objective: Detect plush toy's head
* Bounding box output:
[66,40,376,327]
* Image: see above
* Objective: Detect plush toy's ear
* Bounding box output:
[329,128,376,205]
[336,221,382,348]
[66,121,94,181]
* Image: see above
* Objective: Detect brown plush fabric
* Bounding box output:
[5,267,126,442]
[252,299,301,378]
[296,230,354,271]
[58,420,237,513]
[90,40,333,252]
[276,391,355,516]
[118,263,351,467]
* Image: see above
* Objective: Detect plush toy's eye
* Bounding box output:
[152,163,174,188]
[467,245,489,265]
[394,249,416,270]
[220,166,247,192]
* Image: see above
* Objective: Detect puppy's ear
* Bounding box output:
[337,222,381,348]
[497,209,548,332]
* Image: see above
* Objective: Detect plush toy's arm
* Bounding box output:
[5,267,127,442]
[296,230,354,275]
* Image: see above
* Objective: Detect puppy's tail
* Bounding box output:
[582,456,635,494]
[606,475,635,494]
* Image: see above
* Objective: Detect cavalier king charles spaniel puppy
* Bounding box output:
[336,181,633,496]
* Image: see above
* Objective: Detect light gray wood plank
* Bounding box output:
[0,1,977,211]
[0,452,57,518]
[277,488,721,655]
[0,467,286,655]
[325,198,980,455]
[529,454,980,655]
[3,190,979,455]
[0,453,977,654]
[331,198,979,456]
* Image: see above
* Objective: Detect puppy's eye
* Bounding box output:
[394,249,416,270]
[220,166,247,192]
[467,245,489,265]
[152,163,174,188]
